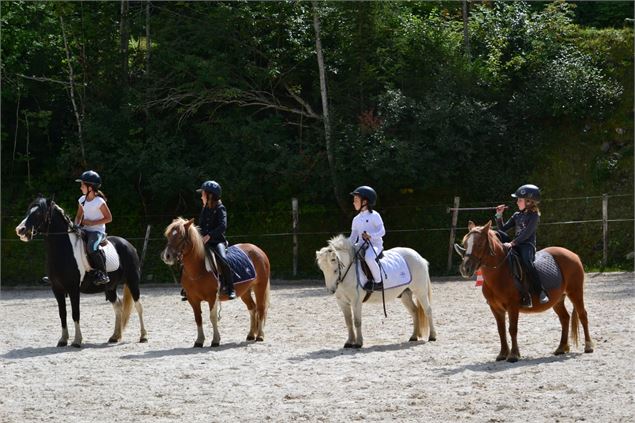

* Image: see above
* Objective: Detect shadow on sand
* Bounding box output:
[288,340,430,362]
[120,341,253,359]
[436,352,582,376]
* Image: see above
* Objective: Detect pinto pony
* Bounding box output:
[455,221,593,362]
[161,217,270,347]
[15,196,147,347]
[316,235,436,348]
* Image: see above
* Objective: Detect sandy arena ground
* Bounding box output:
[1,272,633,422]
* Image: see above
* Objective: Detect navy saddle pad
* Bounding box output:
[534,250,563,291]
[226,245,256,284]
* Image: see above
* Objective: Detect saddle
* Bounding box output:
[357,248,384,292]
[507,249,540,294]
[74,228,119,273]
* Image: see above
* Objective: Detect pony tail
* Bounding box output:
[96,190,108,202]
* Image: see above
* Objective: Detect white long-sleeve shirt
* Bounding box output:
[349,210,385,250]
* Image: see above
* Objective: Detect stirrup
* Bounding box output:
[94,271,110,285]
[520,295,532,308]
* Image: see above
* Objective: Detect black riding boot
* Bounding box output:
[221,271,236,299]
[515,277,532,308]
[89,251,110,285]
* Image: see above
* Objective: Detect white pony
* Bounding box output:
[316,235,436,348]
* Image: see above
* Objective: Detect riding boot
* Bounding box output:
[222,272,236,299]
[538,288,549,304]
[517,278,532,308]
[89,251,110,285]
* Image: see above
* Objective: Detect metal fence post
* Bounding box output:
[447,196,460,273]
[292,198,299,276]
[602,194,608,267]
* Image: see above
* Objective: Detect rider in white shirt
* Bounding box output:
[74,170,112,285]
[349,186,385,289]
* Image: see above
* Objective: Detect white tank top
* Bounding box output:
[78,195,106,233]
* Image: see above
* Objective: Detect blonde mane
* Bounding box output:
[164,217,205,261]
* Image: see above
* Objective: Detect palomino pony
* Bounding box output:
[15,196,147,347]
[161,217,270,347]
[316,235,436,348]
[455,221,593,362]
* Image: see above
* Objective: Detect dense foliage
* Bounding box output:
[2,1,632,283]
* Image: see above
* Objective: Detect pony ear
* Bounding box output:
[468,221,476,230]
[482,220,492,231]
[184,218,195,229]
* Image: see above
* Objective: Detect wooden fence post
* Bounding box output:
[292,198,299,276]
[602,194,608,267]
[139,224,151,278]
[447,196,461,273]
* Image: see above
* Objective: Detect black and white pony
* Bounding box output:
[15,196,147,347]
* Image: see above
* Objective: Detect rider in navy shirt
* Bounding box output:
[495,184,548,308]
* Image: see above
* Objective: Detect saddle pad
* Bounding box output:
[205,246,257,285]
[534,250,562,291]
[102,241,120,273]
[357,250,412,289]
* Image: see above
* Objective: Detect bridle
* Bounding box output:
[26,200,76,239]
[166,225,208,282]
[331,244,366,289]
[462,229,511,270]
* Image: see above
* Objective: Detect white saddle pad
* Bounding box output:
[102,241,120,272]
[357,250,412,289]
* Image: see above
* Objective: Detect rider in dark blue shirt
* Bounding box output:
[495,184,548,308]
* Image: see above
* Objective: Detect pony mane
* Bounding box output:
[28,196,72,226]
[327,234,353,253]
[164,217,205,261]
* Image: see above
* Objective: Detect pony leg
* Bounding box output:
[567,290,594,353]
[351,298,363,348]
[490,306,509,361]
[209,299,221,347]
[414,284,437,342]
[552,297,571,355]
[337,298,356,348]
[241,289,257,341]
[135,301,148,343]
[69,290,82,348]
[53,289,69,347]
[108,295,123,343]
[400,291,420,342]
[190,300,205,348]
[507,308,521,362]
[254,281,270,342]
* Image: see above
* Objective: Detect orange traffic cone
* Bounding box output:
[475,269,484,287]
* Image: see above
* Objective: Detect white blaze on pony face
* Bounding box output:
[15,217,29,242]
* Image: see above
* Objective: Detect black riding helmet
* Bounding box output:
[350,185,377,207]
[196,180,222,197]
[511,184,540,202]
[75,170,102,188]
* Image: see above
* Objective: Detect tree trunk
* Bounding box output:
[120,0,130,85]
[59,15,86,166]
[462,0,470,58]
[312,1,347,212]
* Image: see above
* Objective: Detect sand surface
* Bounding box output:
[1,272,633,422]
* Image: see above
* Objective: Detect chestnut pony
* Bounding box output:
[455,221,593,362]
[161,217,270,347]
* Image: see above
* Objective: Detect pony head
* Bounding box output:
[315,234,354,294]
[456,220,498,278]
[161,217,204,265]
[16,196,53,241]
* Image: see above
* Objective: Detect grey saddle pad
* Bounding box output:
[535,250,563,291]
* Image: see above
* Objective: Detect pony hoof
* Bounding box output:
[57,341,67,347]
[554,345,569,355]
[343,343,355,349]
[210,342,220,347]
[428,336,437,342]
[246,335,255,341]
[139,337,148,343]
[108,337,119,343]
[409,336,418,342]
[353,344,362,349]
[496,354,507,361]
[506,356,519,363]
[193,342,204,348]
[71,343,81,348]
[585,347,594,353]
[255,336,264,342]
